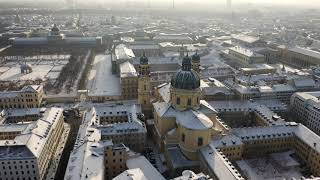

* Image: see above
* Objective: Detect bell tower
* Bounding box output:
[191,50,201,73]
[138,53,152,118]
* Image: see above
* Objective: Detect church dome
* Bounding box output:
[171,55,200,90]
[140,53,149,65]
[51,24,60,34]
[191,51,200,63]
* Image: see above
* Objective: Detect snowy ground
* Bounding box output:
[236,151,303,180]
[0,59,68,82]
[86,54,121,96]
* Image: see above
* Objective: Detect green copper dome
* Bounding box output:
[171,55,200,90]
[191,51,200,63]
[140,53,149,65]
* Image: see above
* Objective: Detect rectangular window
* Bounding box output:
[177,97,180,105]
[198,137,203,146]
[181,133,185,142]
[187,98,191,106]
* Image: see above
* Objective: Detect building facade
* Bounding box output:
[227,46,265,66]
[0,107,64,180]
[291,91,320,135]
[0,85,44,109]
[200,123,320,179]
[279,47,320,68]
[120,62,138,100]
[83,102,147,152]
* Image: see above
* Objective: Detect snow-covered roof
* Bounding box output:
[120,61,138,78]
[173,171,211,180]
[0,107,63,159]
[289,47,320,59]
[85,102,146,136]
[153,100,216,131]
[293,78,316,88]
[126,156,166,180]
[0,123,34,134]
[115,44,135,60]
[64,141,112,180]
[176,110,213,130]
[113,168,148,180]
[129,44,160,50]
[202,123,320,180]
[229,46,264,58]
[231,34,260,44]
[154,34,192,41]
[0,85,42,99]
[200,145,245,180]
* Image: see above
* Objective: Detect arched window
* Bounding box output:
[181,133,185,142]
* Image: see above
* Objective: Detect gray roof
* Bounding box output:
[289,47,320,59]
[0,108,63,159]
[200,145,244,180]
[153,100,217,131]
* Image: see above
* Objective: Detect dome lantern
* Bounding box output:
[140,52,149,65]
[171,54,200,90]
[192,50,200,63]
[182,54,192,71]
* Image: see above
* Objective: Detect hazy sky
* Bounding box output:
[1,0,320,9]
[2,0,320,4]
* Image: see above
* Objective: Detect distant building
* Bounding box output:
[226,46,265,66]
[280,47,320,68]
[154,33,193,44]
[0,85,44,109]
[201,78,234,101]
[230,76,318,103]
[128,44,161,57]
[239,64,277,75]
[1,24,102,57]
[231,34,266,48]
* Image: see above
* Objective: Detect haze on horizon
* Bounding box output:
[1,0,320,6]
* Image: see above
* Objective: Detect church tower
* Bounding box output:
[191,50,201,73]
[138,53,152,118]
